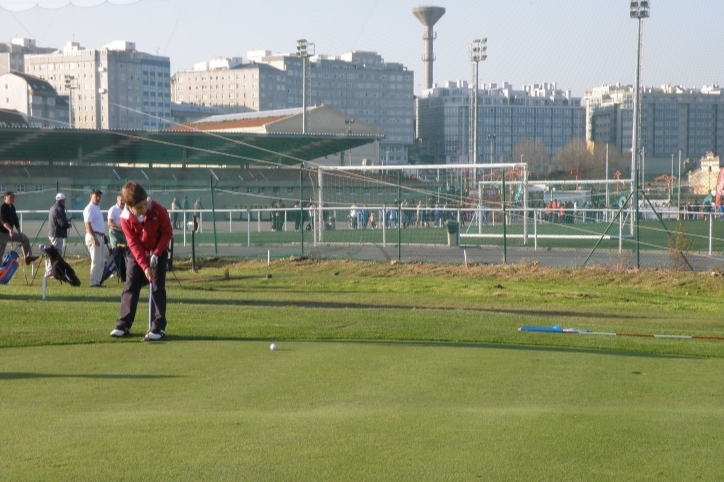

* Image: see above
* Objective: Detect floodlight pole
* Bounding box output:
[468,38,487,189]
[677,149,682,213]
[297,39,315,134]
[630,0,649,269]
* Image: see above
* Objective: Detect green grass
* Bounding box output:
[2,259,724,480]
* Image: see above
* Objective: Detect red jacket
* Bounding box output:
[120,198,173,272]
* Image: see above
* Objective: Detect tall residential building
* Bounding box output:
[172,50,414,164]
[24,40,171,130]
[0,38,56,76]
[416,81,585,168]
[0,72,68,127]
[171,55,290,113]
[586,83,724,159]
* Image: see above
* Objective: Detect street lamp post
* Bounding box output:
[296,39,315,134]
[487,133,496,166]
[467,38,487,187]
[630,0,650,268]
[345,119,354,166]
[64,75,78,128]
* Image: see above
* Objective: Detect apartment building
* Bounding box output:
[24,40,171,130]
[417,81,585,168]
[0,38,56,76]
[172,56,289,113]
[172,50,414,165]
[0,71,68,127]
[586,83,724,159]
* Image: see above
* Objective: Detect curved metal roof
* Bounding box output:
[0,127,379,167]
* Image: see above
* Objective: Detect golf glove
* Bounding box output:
[150,253,159,268]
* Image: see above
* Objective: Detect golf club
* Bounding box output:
[148,280,153,333]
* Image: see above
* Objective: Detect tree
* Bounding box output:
[550,139,629,180]
[512,139,550,177]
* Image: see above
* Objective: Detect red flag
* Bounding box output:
[716,167,724,208]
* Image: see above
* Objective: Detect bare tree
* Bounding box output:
[551,138,591,177]
[549,139,630,180]
[513,139,550,177]
[590,142,630,179]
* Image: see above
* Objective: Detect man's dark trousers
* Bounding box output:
[115,250,167,333]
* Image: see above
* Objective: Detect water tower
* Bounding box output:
[412,6,446,90]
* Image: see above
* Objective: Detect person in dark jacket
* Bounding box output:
[110,181,173,341]
[0,191,38,265]
[45,193,72,277]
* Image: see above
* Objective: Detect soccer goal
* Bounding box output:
[313,162,529,247]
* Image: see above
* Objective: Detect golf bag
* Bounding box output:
[41,244,81,286]
[101,245,127,284]
[0,250,20,284]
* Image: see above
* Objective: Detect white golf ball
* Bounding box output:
[270,343,277,351]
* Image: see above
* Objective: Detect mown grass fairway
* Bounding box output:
[2,259,724,481]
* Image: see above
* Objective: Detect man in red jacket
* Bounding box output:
[110,182,173,341]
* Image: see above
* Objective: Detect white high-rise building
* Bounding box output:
[417,81,585,169]
[171,50,414,165]
[586,83,724,159]
[0,38,55,76]
[24,41,171,130]
[0,71,68,127]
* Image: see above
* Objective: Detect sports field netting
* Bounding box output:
[8,163,724,271]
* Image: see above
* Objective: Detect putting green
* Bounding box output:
[1,339,722,481]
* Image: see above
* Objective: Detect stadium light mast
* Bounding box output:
[630,0,649,268]
[297,39,315,134]
[468,38,487,187]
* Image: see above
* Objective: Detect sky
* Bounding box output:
[2,0,724,97]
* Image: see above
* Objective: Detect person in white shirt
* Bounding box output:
[107,195,126,248]
[83,188,106,287]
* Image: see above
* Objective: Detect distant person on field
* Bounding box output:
[83,188,106,287]
[107,195,126,248]
[193,197,203,232]
[171,197,181,230]
[46,192,72,277]
[110,181,173,341]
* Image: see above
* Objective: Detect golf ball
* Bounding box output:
[270,343,277,351]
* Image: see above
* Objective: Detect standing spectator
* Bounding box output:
[350,203,358,229]
[293,201,302,231]
[193,197,203,232]
[359,205,368,229]
[171,197,181,229]
[45,193,71,277]
[107,195,126,248]
[83,188,106,287]
[110,181,173,341]
[389,202,398,228]
[0,191,39,265]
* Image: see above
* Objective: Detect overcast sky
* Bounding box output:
[2,0,724,97]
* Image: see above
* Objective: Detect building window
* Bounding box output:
[35,185,43,192]
[16,185,26,193]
